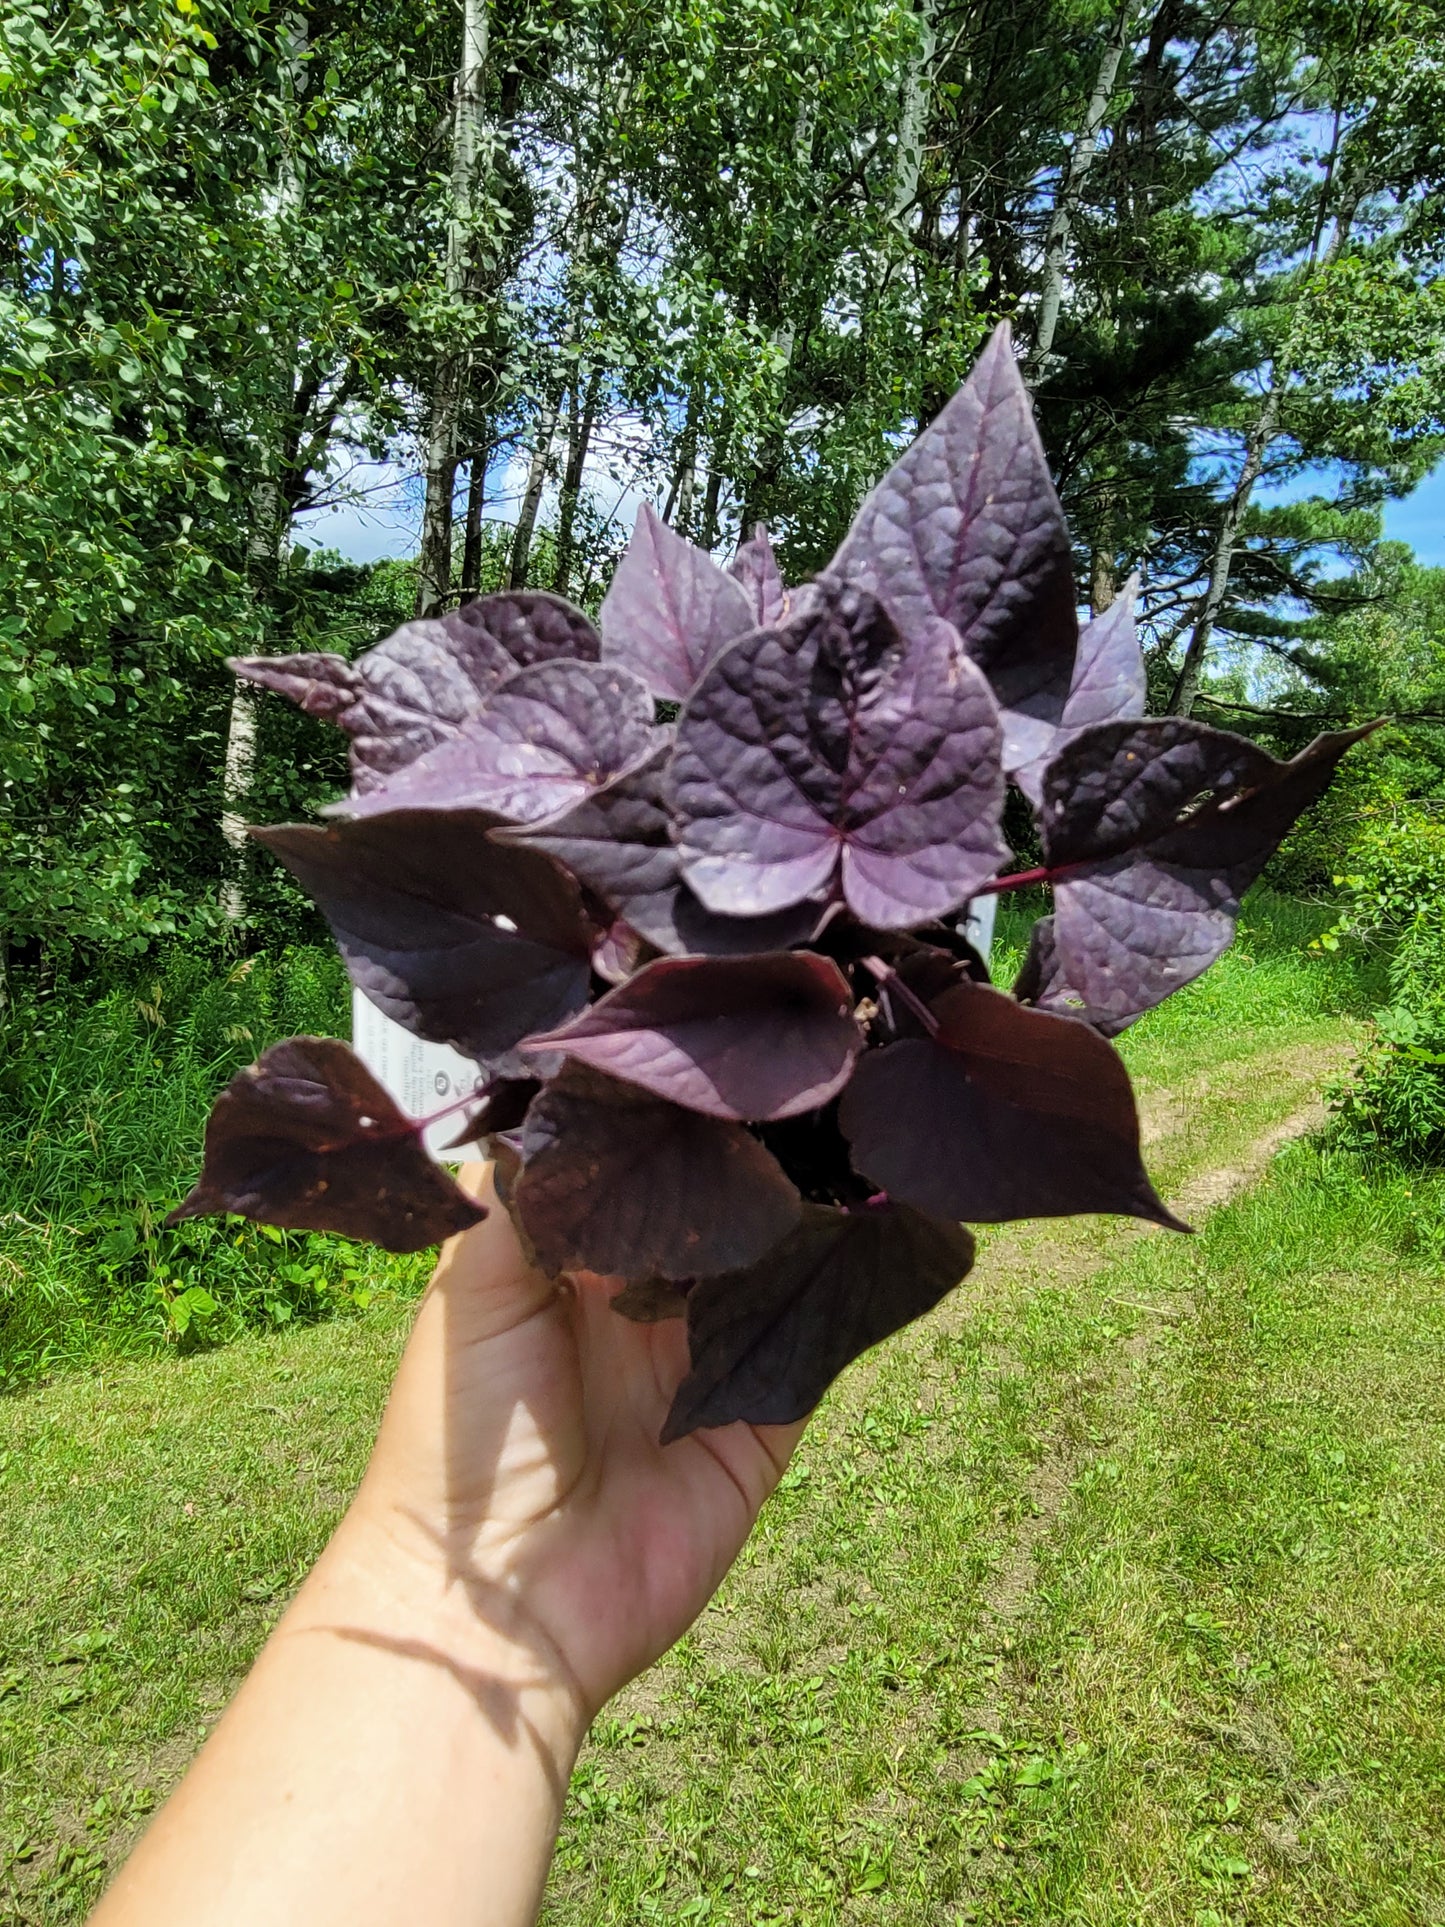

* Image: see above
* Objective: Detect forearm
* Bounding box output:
[91,1504,586,1927]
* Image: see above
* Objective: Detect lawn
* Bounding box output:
[6,899,1442,1924]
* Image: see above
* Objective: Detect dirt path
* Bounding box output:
[955,1046,1346,1736]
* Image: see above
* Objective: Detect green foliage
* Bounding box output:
[0,947,427,1388]
[1322,804,1445,1160]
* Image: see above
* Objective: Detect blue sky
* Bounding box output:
[297,452,1445,570]
[1382,465,1445,563]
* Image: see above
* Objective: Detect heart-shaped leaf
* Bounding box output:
[522,953,863,1119]
[830,323,1077,768]
[669,576,1006,926]
[168,1038,485,1253]
[512,1063,801,1279]
[499,752,825,955]
[1013,580,1145,802]
[839,980,1182,1226]
[232,592,601,791]
[600,501,755,700]
[1040,720,1377,1022]
[729,523,788,626]
[1011,914,1136,1035]
[662,1202,974,1439]
[335,661,655,826]
[255,812,593,1065]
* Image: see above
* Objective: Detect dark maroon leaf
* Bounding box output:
[437,1077,541,1150]
[1013,580,1145,802]
[254,813,593,1064]
[168,1038,485,1253]
[830,323,1077,768]
[669,576,1006,926]
[600,502,755,700]
[336,661,655,826]
[498,752,825,955]
[512,1064,801,1279]
[231,592,601,791]
[1011,914,1136,1036]
[728,524,788,626]
[839,980,1182,1227]
[1040,720,1377,1022]
[662,1202,974,1439]
[610,1276,689,1323]
[521,953,863,1120]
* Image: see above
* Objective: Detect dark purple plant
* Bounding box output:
[177,322,1373,1439]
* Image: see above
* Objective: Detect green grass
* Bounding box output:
[0,946,427,1388]
[2,896,1425,1923]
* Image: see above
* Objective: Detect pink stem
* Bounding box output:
[861,955,939,1038]
[972,864,1055,896]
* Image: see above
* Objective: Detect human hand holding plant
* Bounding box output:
[354,1161,806,1719]
[94,1162,803,1927]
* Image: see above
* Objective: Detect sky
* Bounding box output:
[295,450,1445,570]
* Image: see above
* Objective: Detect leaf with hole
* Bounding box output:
[255,812,593,1066]
[168,1038,485,1252]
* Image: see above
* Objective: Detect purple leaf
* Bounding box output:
[522,953,863,1120]
[829,323,1077,768]
[498,752,825,955]
[728,524,788,626]
[1013,579,1145,802]
[1040,720,1377,1022]
[254,812,593,1065]
[662,1202,974,1439]
[1011,914,1137,1036]
[334,661,655,826]
[231,592,601,791]
[167,1038,486,1253]
[610,1276,689,1323]
[599,502,756,700]
[512,1063,801,1279]
[669,576,1007,927]
[839,981,1182,1227]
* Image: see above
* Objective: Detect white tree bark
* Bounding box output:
[1030,0,1140,377]
[222,16,307,923]
[889,0,939,228]
[416,0,489,617]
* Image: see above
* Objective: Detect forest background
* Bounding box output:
[3,0,1445,1369]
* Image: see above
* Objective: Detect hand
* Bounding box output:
[91,1162,806,1927]
[350,1161,807,1724]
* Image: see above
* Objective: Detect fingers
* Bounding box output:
[429,1162,559,1346]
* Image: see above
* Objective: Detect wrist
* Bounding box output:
[285,1502,590,1776]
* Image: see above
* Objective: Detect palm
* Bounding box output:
[365,1170,804,1716]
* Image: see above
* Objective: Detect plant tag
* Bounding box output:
[350,991,486,1159]
[964,894,996,961]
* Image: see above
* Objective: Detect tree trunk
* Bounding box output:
[1090,547,1117,617]
[508,392,559,588]
[222,21,308,926]
[1169,395,1277,716]
[1170,158,1360,715]
[552,364,602,596]
[459,449,489,603]
[1030,0,1139,378]
[661,389,699,529]
[416,0,489,617]
[889,0,939,228]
